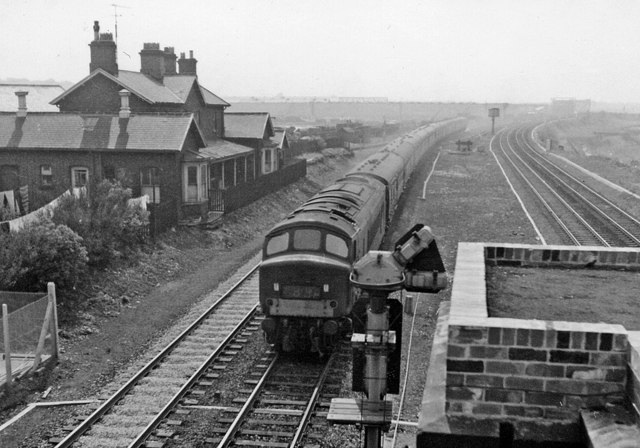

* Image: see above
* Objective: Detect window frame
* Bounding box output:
[40,164,53,188]
[140,166,161,203]
[70,166,89,190]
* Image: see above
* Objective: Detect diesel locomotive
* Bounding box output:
[259,117,467,353]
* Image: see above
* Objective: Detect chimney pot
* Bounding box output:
[118,89,131,119]
[93,20,100,41]
[15,91,28,118]
[189,50,194,58]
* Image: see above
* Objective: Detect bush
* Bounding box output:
[52,181,150,268]
[0,219,88,292]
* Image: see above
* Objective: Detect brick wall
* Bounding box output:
[629,333,640,423]
[418,242,640,446]
[484,242,640,270]
[0,149,182,225]
[447,319,627,441]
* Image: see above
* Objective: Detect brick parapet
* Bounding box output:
[483,242,640,271]
[438,242,635,443]
[628,332,640,424]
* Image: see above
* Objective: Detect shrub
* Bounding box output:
[52,181,150,268]
[0,219,88,292]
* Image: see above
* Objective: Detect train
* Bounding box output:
[259,117,467,353]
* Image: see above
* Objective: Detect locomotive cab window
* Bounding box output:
[266,232,289,255]
[293,229,321,250]
[326,234,348,258]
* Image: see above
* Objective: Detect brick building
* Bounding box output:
[0,21,305,229]
[0,93,208,230]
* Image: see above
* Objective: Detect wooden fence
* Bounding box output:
[210,158,307,213]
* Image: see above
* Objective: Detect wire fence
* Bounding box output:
[1,286,58,389]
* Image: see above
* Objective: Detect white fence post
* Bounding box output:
[3,303,11,389]
[48,283,59,359]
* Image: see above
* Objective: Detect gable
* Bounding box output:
[224,113,275,139]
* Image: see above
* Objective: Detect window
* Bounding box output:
[40,165,53,187]
[183,163,208,203]
[326,234,349,258]
[266,232,289,255]
[71,167,89,189]
[210,163,223,189]
[140,167,160,203]
[200,165,208,200]
[103,166,116,181]
[264,149,273,174]
[293,229,321,251]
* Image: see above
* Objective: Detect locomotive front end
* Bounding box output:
[259,225,354,353]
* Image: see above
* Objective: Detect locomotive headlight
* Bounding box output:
[273,283,279,291]
[323,284,330,292]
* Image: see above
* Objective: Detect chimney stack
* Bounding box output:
[178,50,197,76]
[15,91,28,118]
[118,89,131,119]
[163,47,177,75]
[89,21,118,75]
[140,42,165,81]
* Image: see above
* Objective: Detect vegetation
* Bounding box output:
[51,180,150,268]
[0,181,150,300]
[0,219,88,292]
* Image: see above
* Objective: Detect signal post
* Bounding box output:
[327,224,448,448]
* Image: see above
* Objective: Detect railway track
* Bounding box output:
[492,124,640,246]
[200,343,350,448]
[52,265,261,448]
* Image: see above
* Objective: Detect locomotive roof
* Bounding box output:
[266,176,384,238]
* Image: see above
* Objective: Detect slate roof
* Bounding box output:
[0,112,205,151]
[200,85,230,107]
[199,139,254,161]
[0,84,64,112]
[272,130,289,149]
[50,69,229,107]
[224,112,274,139]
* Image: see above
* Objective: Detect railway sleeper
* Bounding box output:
[251,408,303,416]
[247,418,299,426]
[240,429,295,437]
[233,440,289,447]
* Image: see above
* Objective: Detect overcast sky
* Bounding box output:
[2,0,640,103]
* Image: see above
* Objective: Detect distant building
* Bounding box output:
[0,84,64,112]
[550,98,591,116]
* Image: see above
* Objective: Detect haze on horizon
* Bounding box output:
[2,0,639,104]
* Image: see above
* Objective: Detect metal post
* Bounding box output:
[365,426,382,448]
[3,303,12,389]
[363,292,388,448]
[492,116,495,135]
